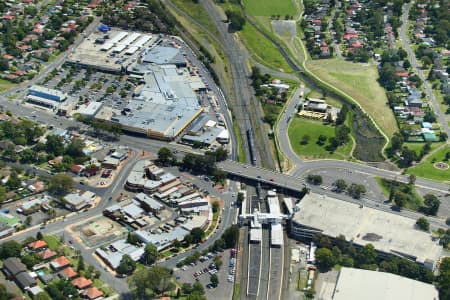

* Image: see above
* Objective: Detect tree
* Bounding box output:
[48,174,74,195]
[0,240,21,259]
[65,138,85,158]
[423,194,440,216]
[316,134,327,146]
[357,244,377,266]
[393,191,407,209]
[300,134,310,145]
[332,179,347,193]
[306,174,322,185]
[213,147,228,162]
[36,231,43,240]
[126,232,140,246]
[191,227,204,244]
[157,147,176,166]
[408,174,416,185]
[212,201,220,213]
[416,217,430,231]
[117,254,136,275]
[225,10,246,31]
[129,266,174,297]
[192,282,205,295]
[222,225,239,248]
[438,257,450,300]
[77,255,85,271]
[210,274,219,287]
[213,256,223,270]
[315,248,335,270]
[45,135,64,156]
[347,183,366,199]
[143,244,158,265]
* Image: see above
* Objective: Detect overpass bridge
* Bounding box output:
[218,160,449,228]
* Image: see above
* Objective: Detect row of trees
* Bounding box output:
[313,233,434,284]
[306,175,367,199]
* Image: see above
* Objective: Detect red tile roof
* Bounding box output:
[81,287,103,300]
[51,256,71,269]
[61,267,78,279]
[28,240,47,250]
[72,276,93,289]
[40,249,57,260]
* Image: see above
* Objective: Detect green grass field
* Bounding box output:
[307,59,398,137]
[0,79,16,92]
[240,22,293,72]
[288,117,353,160]
[403,142,444,157]
[407,145,450,182]
[172,0,219,35]
[243,0,296,16]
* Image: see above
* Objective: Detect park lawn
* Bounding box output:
[43,235,62,251]
[243,0,296,16]
[306,58,398,137]
[407,145,450,183]
[239,21,293,73]
[0,79,16,92]
[287,117,353,160]
[403,142,444,157]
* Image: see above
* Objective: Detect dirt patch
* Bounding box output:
[272,20,296,38]
[434,162,449,170]
[73,216,127,248]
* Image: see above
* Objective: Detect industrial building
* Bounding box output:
[111,64,204,140]
[67,29,157,73]
[317,267,439,300]
[290,193,442,270]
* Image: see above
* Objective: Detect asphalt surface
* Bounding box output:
[218,160,449,228]
[400,2,450,138]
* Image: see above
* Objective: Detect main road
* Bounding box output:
[219,160,449,228]
[400,2,450,138]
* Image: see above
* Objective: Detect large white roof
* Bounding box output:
[320,267,439,300]
[293,193,442,266]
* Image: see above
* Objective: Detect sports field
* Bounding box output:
[288,117,353,160]
[407,145,450,182]
[307,59,398,137]
[243,0,297,16]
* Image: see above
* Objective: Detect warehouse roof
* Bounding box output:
[143,45,186,65]
[320,267,439,300]
[292,193,442,266]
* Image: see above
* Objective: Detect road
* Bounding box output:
[219,160,449,228]
[275,86,306,172]
[400,2,450,138]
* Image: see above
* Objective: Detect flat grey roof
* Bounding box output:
[292,193,442,265]
[112,64,203,138]
[143,45,186,65]
[321,267,439,300]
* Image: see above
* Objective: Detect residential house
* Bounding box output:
[28,240,48,251]
[50,256,71,271]
[40,249,57,261]
[58,267,78,280]
[2,257,26,278]
[72,276,93,289]
[81,287,104,300]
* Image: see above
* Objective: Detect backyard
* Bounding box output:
[288,117,353,160]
